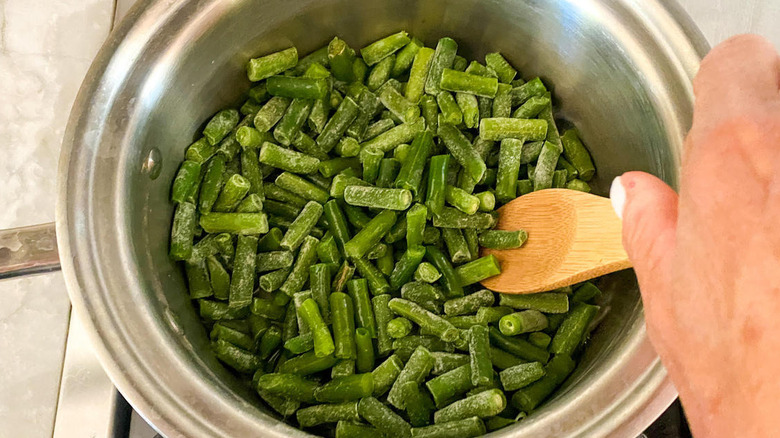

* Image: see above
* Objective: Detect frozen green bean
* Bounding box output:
[478,230,528,249]
[425,37,458,95]
[440,69,499,98]
[499,292,569,314]
[259,142,320,174]
[247,47,297,81]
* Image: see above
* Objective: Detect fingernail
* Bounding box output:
[610,176,626,220]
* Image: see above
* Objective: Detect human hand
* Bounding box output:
[611,34,780,437]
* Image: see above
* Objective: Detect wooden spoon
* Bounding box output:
[480,189,631,294]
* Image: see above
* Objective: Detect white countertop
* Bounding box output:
[0,0,778,436]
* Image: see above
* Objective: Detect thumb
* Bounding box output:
[612,171,678,299]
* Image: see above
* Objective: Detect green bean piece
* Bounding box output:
[494,138,524,203]
[256,250,294,273]
[382,214,406,244]
[425,37,458,95]
[234,126,263,149]
[258,267,291,293]
[499,362,545,393]
[484,52,517,84]
[499,310,548,336]
[476,96,492,121]
[436,91,462,126]
[366,295,392,358]
[254,96,291,132]
[483,347,523,371]
[212,174,250,212]
[431,207,496,230]
[365,118,396,141]
[480,168,497,188]
[374,158,401,188]
[332,261,356,293]
[171,161,202,204]
[424,245,463,299]
[347,89,382,141]
[414,262,441,283]
[332,359,356,379]
[466,325,491,387]
[296,401,361,428]
[297,298,334,357]
[443,289,494,316]
[352,258,390,297]
[550,302,599,356]
[438,124,487,183]
[273,98,313,146]
[211,322,254,350]
[419,95,439,132]
[335,421,377,438]
[240,99,262,117]
[343,186,413,211]
[199,299,249,321]
[204,256,229,300]
[331,292,357,359]
[343,210,397,259]
[428,352,468,376]
[479,118,548,142]
[532,141,560,191]
[425,155,450,216]
[213,339,261,373]
[372,354,404,397]
[202,109,240,145]
[388,298,459,343]
[379,82,420,124]
[439,69,499,98]
[498,292,569,313]
[479,230,528,250]
[405,47,435,103]
[359,397,412,438]
[251,298,285,322]
[170,202,197,260]
[185,137,217,163]
[290,131,328,160]
[387,345,434,409]
[265,183,308,208]
[216,114,250,161]
[254,326,282,360]
[334,137,361,158]
[257,372,318,403]
[323,200,351,256]
[455,254,501,286]
[366,54,395,91]
[411,417,486,438]
[399,205,425,249]
[362,31,410,65]
[317,235,342,265]
[456,93,479,129]
[399,381,435,427]
[257,227,283,252]
[385,245,425,290]
[360,118,424,154]
[514,179,532,197]
[392,37,423,76]
[328,37,357,82]
[259,142,320,175]
[443,186,480,215]
[377,249,394,277]
[432,388,505,424]
[461,229,478,262]
[279,235,319,297]
[488,327,549,364]
[199,213,269,237]
[278,350,339,376]
[314,373,375,403]
[509,77,546,106]
[510,335,541,355]
[341,204,372,233]
[353,328,376,373]
[439,228,469,264]
[247,83,269,103]
[185,260,213,299]
[247,47,297,81]
[538,94,563,149]
[512,95,549,119]
[276,172,329,205]
[317,96,361,152]
[400,281,444,314]
[264,199,301,221]
[560,129,595,181]
[425,363,473,408]
[387,317,413,338]
[308,265,332,325]
[572,281,602,304]
[446,314,484,330]
[511,354,575,412]
[279,201,323,252]
[348,279,378,338]
[258,387,300,418]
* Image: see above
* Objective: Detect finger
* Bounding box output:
[693,34,780,124]
[612,172,678,308]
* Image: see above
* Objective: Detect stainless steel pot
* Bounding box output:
[0,0,709,436]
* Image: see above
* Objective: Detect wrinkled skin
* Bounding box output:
[619,34,780,437]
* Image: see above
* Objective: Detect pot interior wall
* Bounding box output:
[118,0,682,433]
